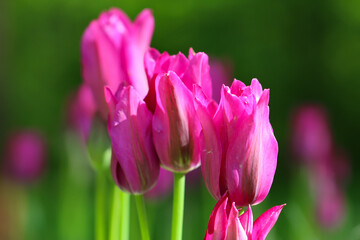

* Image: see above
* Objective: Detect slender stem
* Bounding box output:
[135,195,150,240]
[119,190,130,240]
[110,186,130,240]
[95,171,106,240]
[171,173,186,240]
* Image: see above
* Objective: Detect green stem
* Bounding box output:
[119,190,130,240]
[135,195,150,240]
[110,186,130,240]
[171,173,186,240]
[95,171,106,240]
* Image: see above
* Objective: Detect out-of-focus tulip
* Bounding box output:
[67,84,97,141]
[291,105,349,228]
[3,130,46,183]
[195,79,278,207]
[204,193,284,240]
[105,86,159,194]
[149,48,212,173]
[145,168,173,199]
[81,8,154,119]
[291,105,332,162]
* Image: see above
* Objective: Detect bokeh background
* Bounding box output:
[1,0,359,239]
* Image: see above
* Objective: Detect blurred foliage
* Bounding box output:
[1,0,359,239]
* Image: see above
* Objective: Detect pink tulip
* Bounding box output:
[67,84,97,141]
[195,79,278,207]
[3,130,46,183]
[291,105,333,163]
[204,193,284,240]
[149,49,212,173]
[105,86,159,194]
[81,8,154,119]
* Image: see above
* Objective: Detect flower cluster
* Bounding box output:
[79,7,283,239]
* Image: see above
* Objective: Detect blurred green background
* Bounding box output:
[1,0,359,239]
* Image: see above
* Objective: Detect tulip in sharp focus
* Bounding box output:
[149,49,212,173]
[105,86,159,194]
[3,130,46,183]
[204,193,284,240]
[81,8,154,119]
[195,79,278,207]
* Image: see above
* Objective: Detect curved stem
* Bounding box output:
[135,195,150,240]
[171,173,186,240]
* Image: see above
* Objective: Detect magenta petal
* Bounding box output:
[204,194,229,240]
[81,20,120,119]
[194,86,222,200]
[226,203,247,240]
[144,48,161,80]
[239,205,253,238]
[251,89,278,204]
[152,71,201,173]
[182,52,212,99]
[109,86,159,194]
[252,204,285,240]
[134,9,154,51]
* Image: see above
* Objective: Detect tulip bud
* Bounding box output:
[105,86,159,194]
[3,130,46,183]
[195,79,278,207]
[204,193,284,240]
[149,49,212,173]
[81,8,154,119]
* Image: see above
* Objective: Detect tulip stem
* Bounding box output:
[135,194,150,240]
[95,170,106,240]
[171,173,186,240]
[110,186,130,240]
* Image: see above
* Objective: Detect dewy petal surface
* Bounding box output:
[109,86,159,194]
[152,71,201,173]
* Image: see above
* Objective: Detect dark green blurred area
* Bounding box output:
[1,0,359,239]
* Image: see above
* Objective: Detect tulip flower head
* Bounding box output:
[148,48,212,173]
[205,193,284,240]
[3,130,46,183]
[81,8,154,119]
[105,86,159,194]
[195,79,278,207]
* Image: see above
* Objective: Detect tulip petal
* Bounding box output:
[194,85,222,199]
[226,203,247,240]
[153,71,201,172]
[251,89,278,204]
[81,20,120,119]
[239,205,253,238]
[182,52,212,99]
[204,194,229,240]
[134,9,154,52]
[252,204,285,240]
[109,86,159,194]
